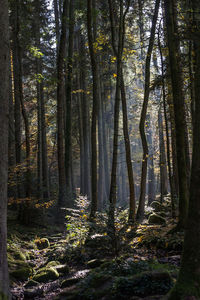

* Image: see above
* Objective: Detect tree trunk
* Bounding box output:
[168,0,200,297]
[57,0,68,206]
[164,0,189,228]
[65,0,74,206]
[158,106,168,202]
[0,0,10,297]
[87,0,98,219]
[12,0,22,199]
[79,33,91,199]
[158,34,176,215]
[136,0,160,221]
[121,72,136,222]
[147,117,155,205]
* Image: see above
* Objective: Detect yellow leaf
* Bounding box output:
[113,73,117,78]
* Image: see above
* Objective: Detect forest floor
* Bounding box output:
[8,199,183,300]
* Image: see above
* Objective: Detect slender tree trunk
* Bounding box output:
[121,72,136,221]
[53,0,60,53]
[164,0,189,228]
[0,0,10,297]
[136,0,160,221]
[87,0,98,219]
[79,33,91,199]
[107,0,123,234]
[57,0,68,206]
[65,0,74,206]
[147,117,155,205]
[158,106,168,202]
[12,0,22,199]
[158,34,176,215]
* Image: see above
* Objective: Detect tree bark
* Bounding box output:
[65,0,74,206]
[0,0,10,297]
[164,0,189,228]
[168,0,200,297]
[121,72,136,221]
[87,0,99,219]
[136,0,160,221]
[57,0,68,206]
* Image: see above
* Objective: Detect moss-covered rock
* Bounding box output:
[32,267,59,283]
[150,201,165,212]
[61,277,81,288]
[148,213,166,225]
[87,259,105,269]
[24,279,39,288]
[46,261,60,267]
[34,238,50,250]
[112,270,173,298]
[10,264,32,281]
[85,234,112,250]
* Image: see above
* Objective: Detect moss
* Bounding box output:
[24,279,39,288]
[167,278,200,300]
[32,267,59,283]
[13,251,27,261]
[148,213,166,225]
[150,201,164,212]
[34,238,50,250]
[10,266,32,281]
[112,270,173,298]
[61,277,80,288]
[46,261,60,267]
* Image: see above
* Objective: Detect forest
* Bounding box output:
[0,0,200,299]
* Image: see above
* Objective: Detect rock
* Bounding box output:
[24,287,43,298]
[32,267,59,283]
[87,259,105,269]
[46,261,60,267]
[24,279,39,288]
[61,277,81,288]
[10,265,32,281]
[55,264,69,274]
[13,251,27,261]
[34,238,50,250]
[85,234,112,249]
[9,259,32,281]
[148,213,166,225]
[150,201,164,212]
[113,270,173,298]
[45,260,69,274]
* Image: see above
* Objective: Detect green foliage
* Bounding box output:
[28,46,44,58]
[65,195,90,248]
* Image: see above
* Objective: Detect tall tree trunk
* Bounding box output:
[12,0,22,198]
[53,0,60,54]
[65,0,74,206]
[158,106,168,202]
[168,1,200,297]
[57,0,68,206]
[158,34,176,215]
[107,0,123,235]
[87,0,98,219]
[80,33,91,199]
[147,116,155,205]
[136,0,160,221]
[121,72,136,221]
[164,0,189,228]
[0,0,10,297]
